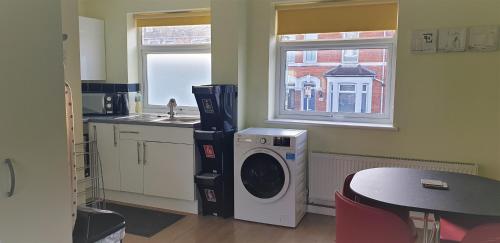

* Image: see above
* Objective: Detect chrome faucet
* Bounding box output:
[167,98,177,119]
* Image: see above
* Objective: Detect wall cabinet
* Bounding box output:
[90,123,196,202]
[79,16,106,81]
[88,123,120,191]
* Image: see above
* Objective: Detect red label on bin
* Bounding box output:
[203,145,216,159]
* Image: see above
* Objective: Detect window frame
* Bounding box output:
[275,36,397,125]
[138,27,211,113]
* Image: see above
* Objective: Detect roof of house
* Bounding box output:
[324,65,376,77]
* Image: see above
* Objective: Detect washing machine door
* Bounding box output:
[240,148,290,203]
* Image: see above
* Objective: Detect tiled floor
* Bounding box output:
[123,213,336,243]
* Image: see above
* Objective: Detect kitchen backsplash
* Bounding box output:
[81,82,140,93]
[82,82,141,114]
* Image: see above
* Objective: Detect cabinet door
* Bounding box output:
[143,142,195,201]
[89,123,120,191]
[119,140,143,194]
[0,2,73,240]
[79,16,106,80]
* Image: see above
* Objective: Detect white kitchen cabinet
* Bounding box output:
[119,140,143,194]
[143,142,195,201]
[79,16,106,80]
[114,124,196,201]
[89,123,120,191]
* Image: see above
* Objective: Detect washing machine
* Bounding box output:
[234,128,307,227]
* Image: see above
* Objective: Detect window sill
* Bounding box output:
[265,118,398,131]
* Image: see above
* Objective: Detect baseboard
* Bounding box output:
[105,190,198,214]
[307,204,335,216]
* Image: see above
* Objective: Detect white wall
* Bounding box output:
[0,0,73,241]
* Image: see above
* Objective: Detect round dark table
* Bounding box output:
[350,168,500,243]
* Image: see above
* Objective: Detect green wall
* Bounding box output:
[79,0,210,84]
[80,0,500,179]
[246,0,500,179]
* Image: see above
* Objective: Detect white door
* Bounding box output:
[143,142,195,201]
[120,140,143,194]
[89,123,121,191]
[0,0,73,242]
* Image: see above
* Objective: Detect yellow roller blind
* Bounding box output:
[276,2,398,35]
[135,10,211,27]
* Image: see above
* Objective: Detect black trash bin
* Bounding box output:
[192,85,237,132]
[193,84,237,218]
[194,130,234,174]
[73,206,126,243]
[195,173,233,218]
[194,130,234,218]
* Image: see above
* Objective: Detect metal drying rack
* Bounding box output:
[75,128,106,209]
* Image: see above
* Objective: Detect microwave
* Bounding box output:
[82,93,115,115]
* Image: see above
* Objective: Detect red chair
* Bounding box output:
[341,173,417,237]
[441,217,500,243]
[342,173,357,200]
[335,191,416,243]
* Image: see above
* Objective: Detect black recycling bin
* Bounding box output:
[192,85,237,132]
[195,173,233,218]
[194,130,234,175]
[193,84,237,218]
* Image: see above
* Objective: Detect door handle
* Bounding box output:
[5,159,15,198]
[137,142,141,164]
[113,125,117,147]
[143,142,147,165]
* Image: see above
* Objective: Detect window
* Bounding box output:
[342,49,359,64]
[287,51,296,64]
[140,25,211,110]
[275,2,397,125]
[277,30,396,124]
[343,32,360,40]
[361,84,369,113]
[338,84,356,112]
[330,82,372,113]
[303,34,318,63]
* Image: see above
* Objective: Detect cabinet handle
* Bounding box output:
[5,159,15,198]
[120,131,139,134]
[113,125,117,147]
[137,142,141,164]
[143,142,147,165]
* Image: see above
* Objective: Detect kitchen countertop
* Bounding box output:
[84,114,201,128]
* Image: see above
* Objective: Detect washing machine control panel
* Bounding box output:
[273,137,291,147]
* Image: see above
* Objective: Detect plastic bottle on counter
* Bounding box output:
[135,93,143,114]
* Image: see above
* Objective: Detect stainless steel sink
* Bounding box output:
[114,114,199,124]
[114,114,168,122]
[154,117,200,123]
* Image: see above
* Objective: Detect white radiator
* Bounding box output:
[308,153,479,208]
